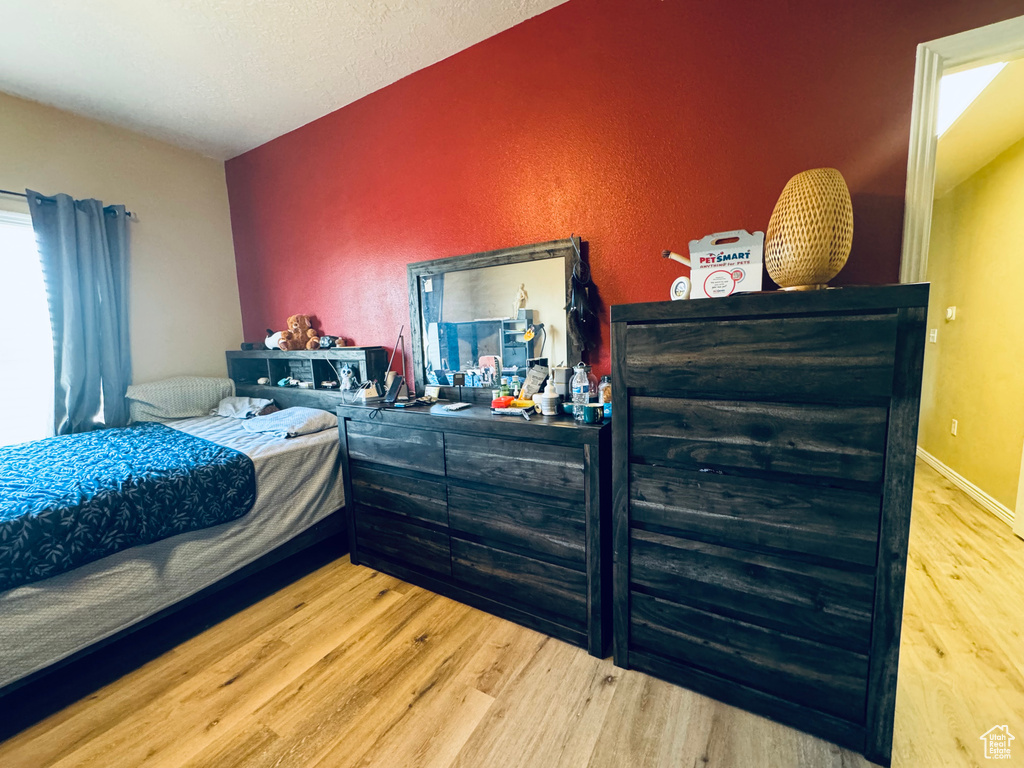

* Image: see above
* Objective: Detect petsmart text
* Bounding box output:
[699,251,752,265]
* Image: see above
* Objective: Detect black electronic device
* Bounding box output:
[450,372,466,403]
[384,374,405,403]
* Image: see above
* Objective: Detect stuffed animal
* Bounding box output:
[277,314,320,350]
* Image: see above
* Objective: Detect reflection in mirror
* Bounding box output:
[408,238,585,395]
[420,258,568,387]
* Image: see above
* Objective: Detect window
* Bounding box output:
[0,210,54,446]
[936,62,1006,137]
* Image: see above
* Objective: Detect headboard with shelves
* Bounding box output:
[226,348,388,409]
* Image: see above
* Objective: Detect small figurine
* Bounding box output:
[512,283,528,318]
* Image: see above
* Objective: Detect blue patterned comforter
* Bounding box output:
[0,422,256,591]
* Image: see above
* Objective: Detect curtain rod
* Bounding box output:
[0,188,135,219]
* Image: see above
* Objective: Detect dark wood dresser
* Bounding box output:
[337,404,612,656]
[610,284,928,766]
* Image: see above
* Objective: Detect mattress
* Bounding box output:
[1,422,257,591]
[0,415,345,691]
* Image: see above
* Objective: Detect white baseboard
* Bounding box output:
[916,446,1014,526]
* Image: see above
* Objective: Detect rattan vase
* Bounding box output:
[764,168,853,290]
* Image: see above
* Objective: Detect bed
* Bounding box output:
[0,409,346,694]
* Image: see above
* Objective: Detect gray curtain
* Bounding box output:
[27,190,131,434]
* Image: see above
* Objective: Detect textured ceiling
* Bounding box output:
[935,57,1024,198]
[0,0,567,160]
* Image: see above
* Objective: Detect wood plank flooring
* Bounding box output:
[891,461,1024,767]
[2,459,1022,767]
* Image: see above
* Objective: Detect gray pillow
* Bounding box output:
[126,377,235,423]
[241,407,337,438]
[212,396,274,419]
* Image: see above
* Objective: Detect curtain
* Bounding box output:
[27,190,131,434]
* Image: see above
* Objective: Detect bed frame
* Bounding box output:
[0,507,347,702]
[1,391,349,741]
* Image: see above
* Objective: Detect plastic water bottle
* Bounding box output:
[571,362,589,422]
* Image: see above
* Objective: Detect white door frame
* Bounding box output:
[1015,444,1024,539]
[899,14,1024,284]
[901,14,1024,538]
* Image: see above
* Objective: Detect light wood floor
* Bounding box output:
[1,460,1021,768]
[891,461,1024,767]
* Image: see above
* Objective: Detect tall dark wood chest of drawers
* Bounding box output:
[610,284,928,766]
[337,404,611,656]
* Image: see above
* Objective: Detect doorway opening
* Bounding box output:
[900,14,1024,540]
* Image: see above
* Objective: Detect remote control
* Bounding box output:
[442,402,472,411]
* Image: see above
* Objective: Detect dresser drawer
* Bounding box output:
[451,538,586,628]
[350,464,448,527]
[355,507,451,578]
[448,485,585,569]
[629,528,874,653]
[629,397,888,486]
[624,312,898,400]
[346,421,444,476]
[630,592,869,723]
[629,464,881,567]
[612,286,929,765]
[445,434,584,501]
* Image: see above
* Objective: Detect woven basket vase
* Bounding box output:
[764,168,853,290]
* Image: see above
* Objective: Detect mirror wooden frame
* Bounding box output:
[407,237,583,397]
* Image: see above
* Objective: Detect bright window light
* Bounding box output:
[937,62,1007,137]
[0,211,54,446]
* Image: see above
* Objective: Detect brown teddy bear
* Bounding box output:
[277,314,321,350]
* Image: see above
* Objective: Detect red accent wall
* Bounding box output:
[225,0,1021,384]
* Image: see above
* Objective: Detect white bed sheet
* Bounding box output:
[0,415,345,690]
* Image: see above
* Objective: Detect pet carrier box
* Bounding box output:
[688,229,764,299]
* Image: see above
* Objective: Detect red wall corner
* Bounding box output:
[225,0,1022,385]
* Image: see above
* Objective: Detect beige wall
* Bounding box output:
[919,135,1024,509]
[0,92,241,383]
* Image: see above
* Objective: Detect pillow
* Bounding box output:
[212,396,274,419]
[241,407,338,438]
[126,377,235,423]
